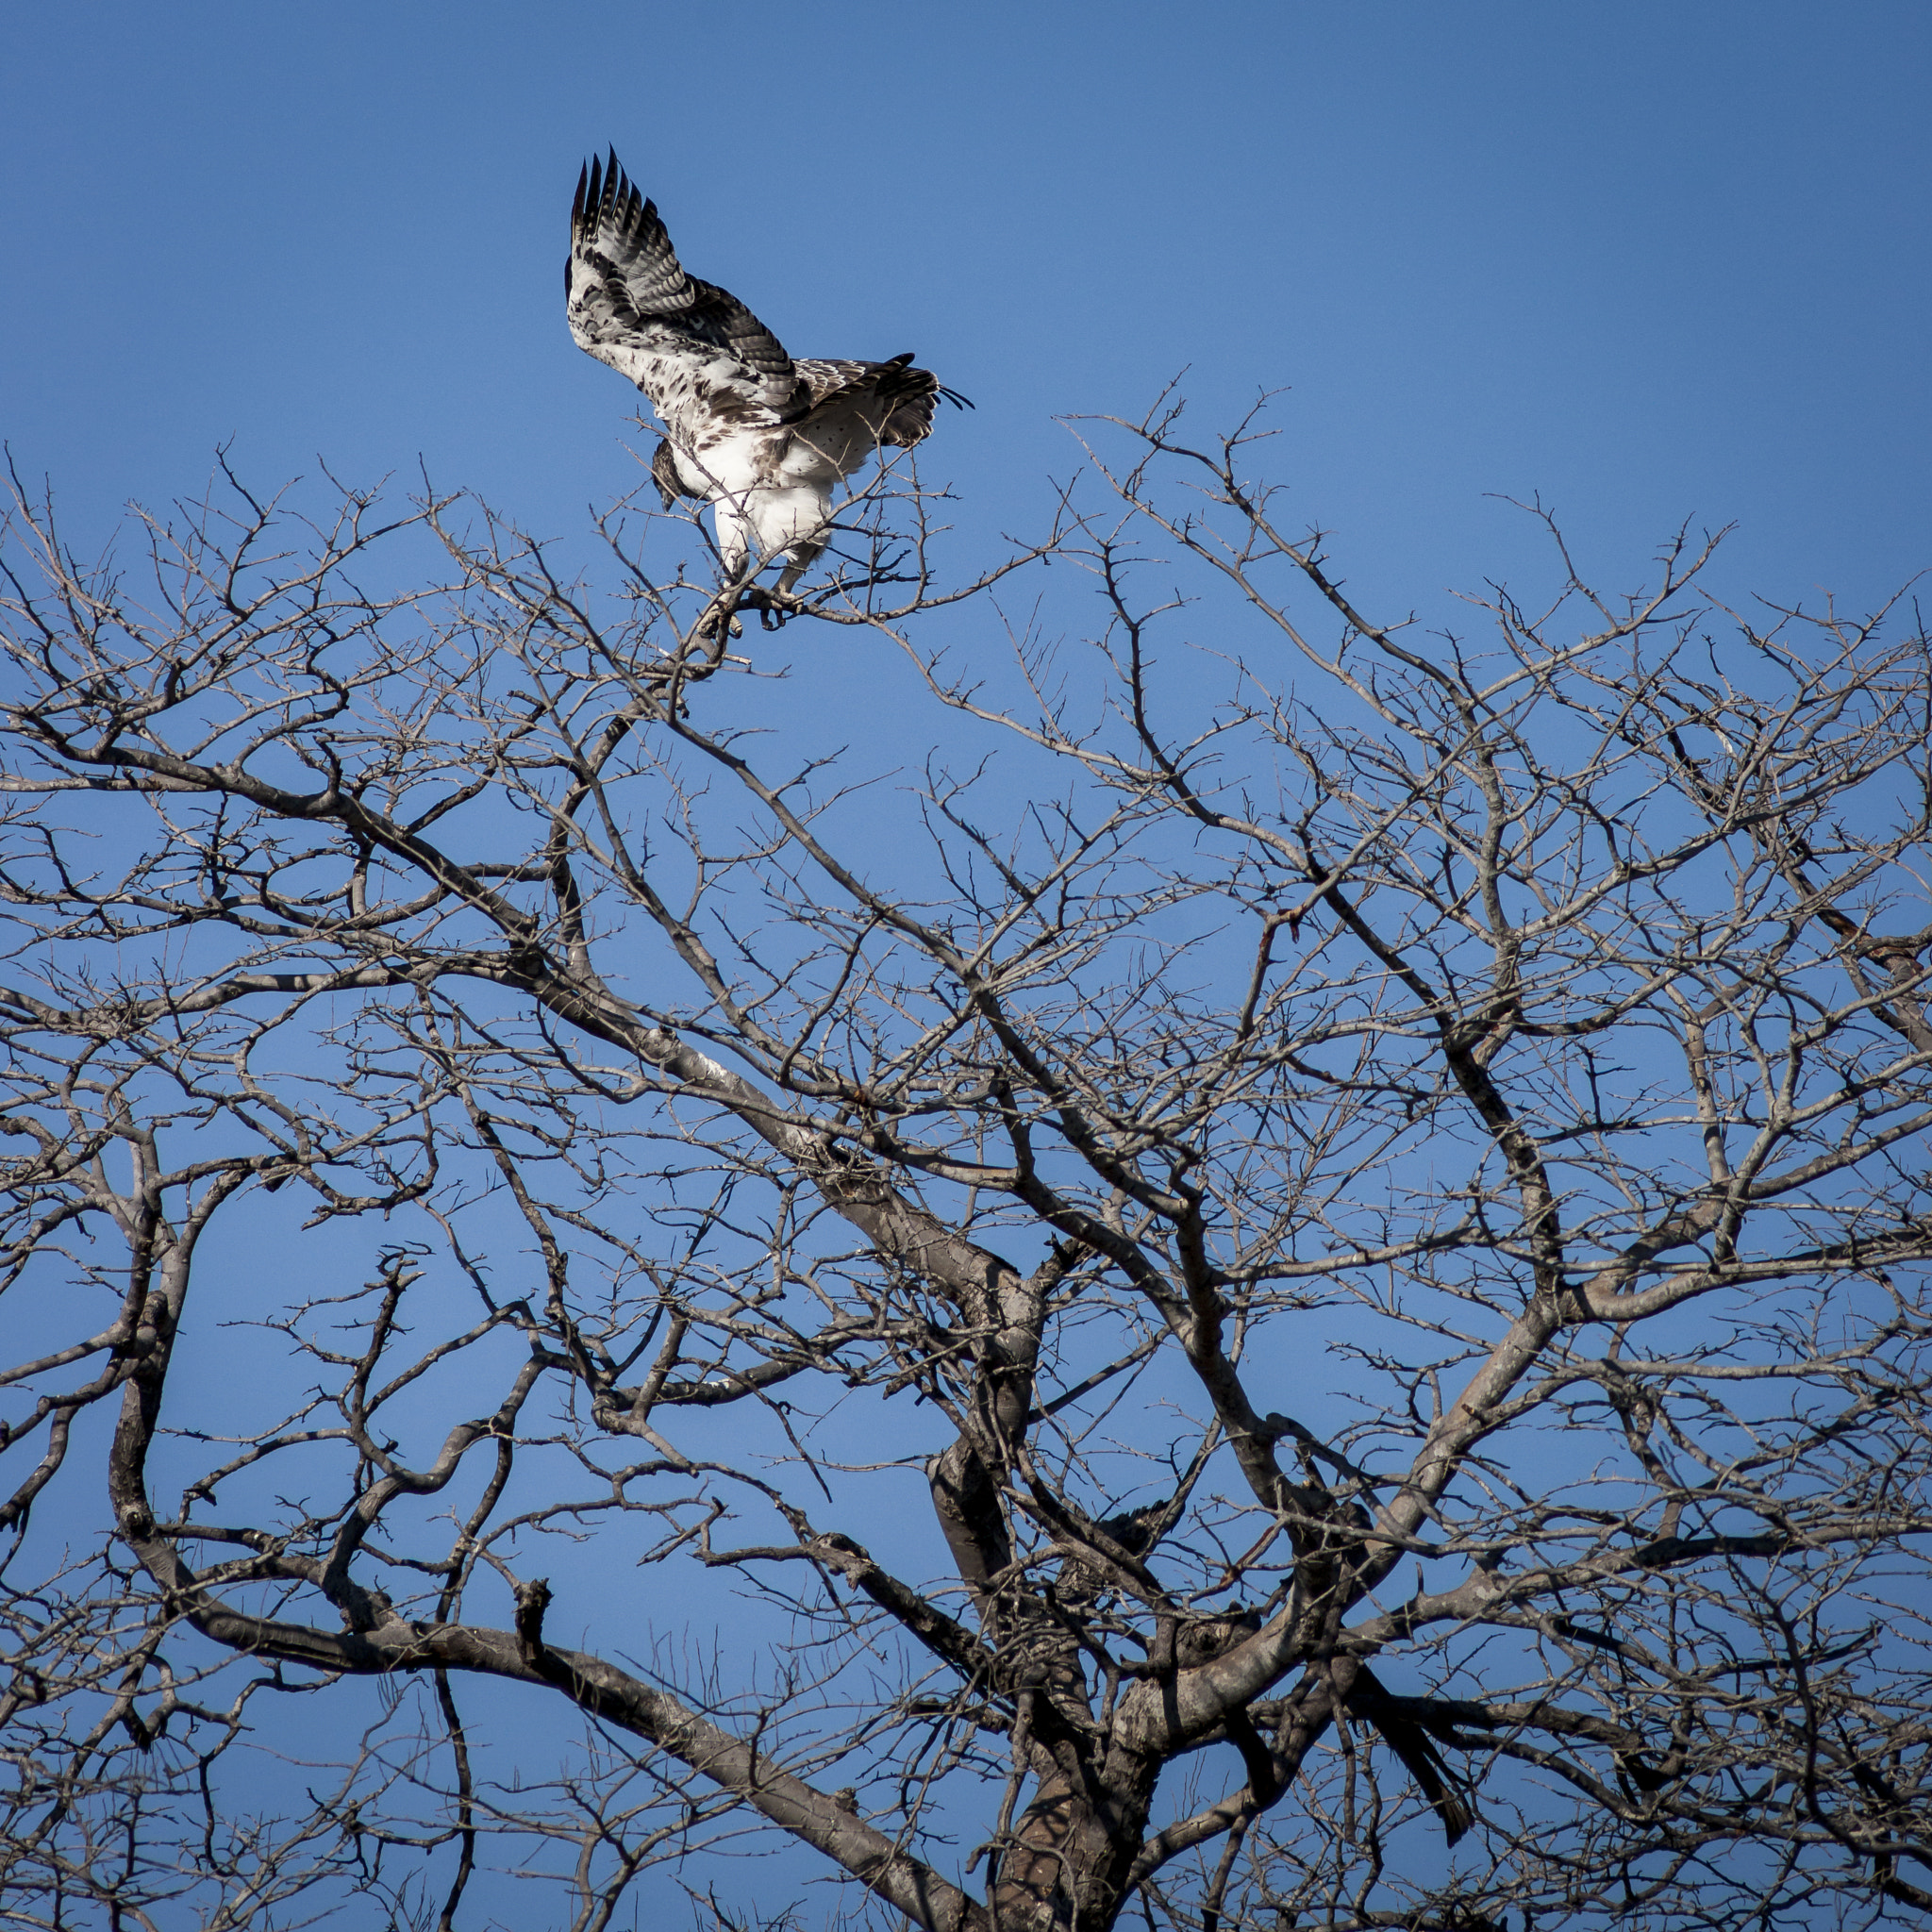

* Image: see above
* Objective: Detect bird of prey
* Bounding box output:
[566,150,968,612]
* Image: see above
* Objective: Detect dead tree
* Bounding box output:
[1,415,1928,1931]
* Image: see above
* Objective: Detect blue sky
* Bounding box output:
[4,7,1930,1923]
[4,1,1927,624]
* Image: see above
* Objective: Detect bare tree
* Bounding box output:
[1,407,1929,1932]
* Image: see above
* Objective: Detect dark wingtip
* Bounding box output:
[584,152,608,234]
[572,159,589,233]
[601,146,638,232]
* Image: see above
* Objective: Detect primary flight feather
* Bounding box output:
[566,150,968,602]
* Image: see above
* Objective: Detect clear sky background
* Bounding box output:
[3,1,1927,628]
[3,6,1930,1924]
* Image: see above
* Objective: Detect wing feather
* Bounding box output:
[791,355,972,472]
[566,151,805,443]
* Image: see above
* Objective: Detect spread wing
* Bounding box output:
[789,356,974,476]
[566,151,806,446]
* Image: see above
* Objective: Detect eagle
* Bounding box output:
[565,150,968,614]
